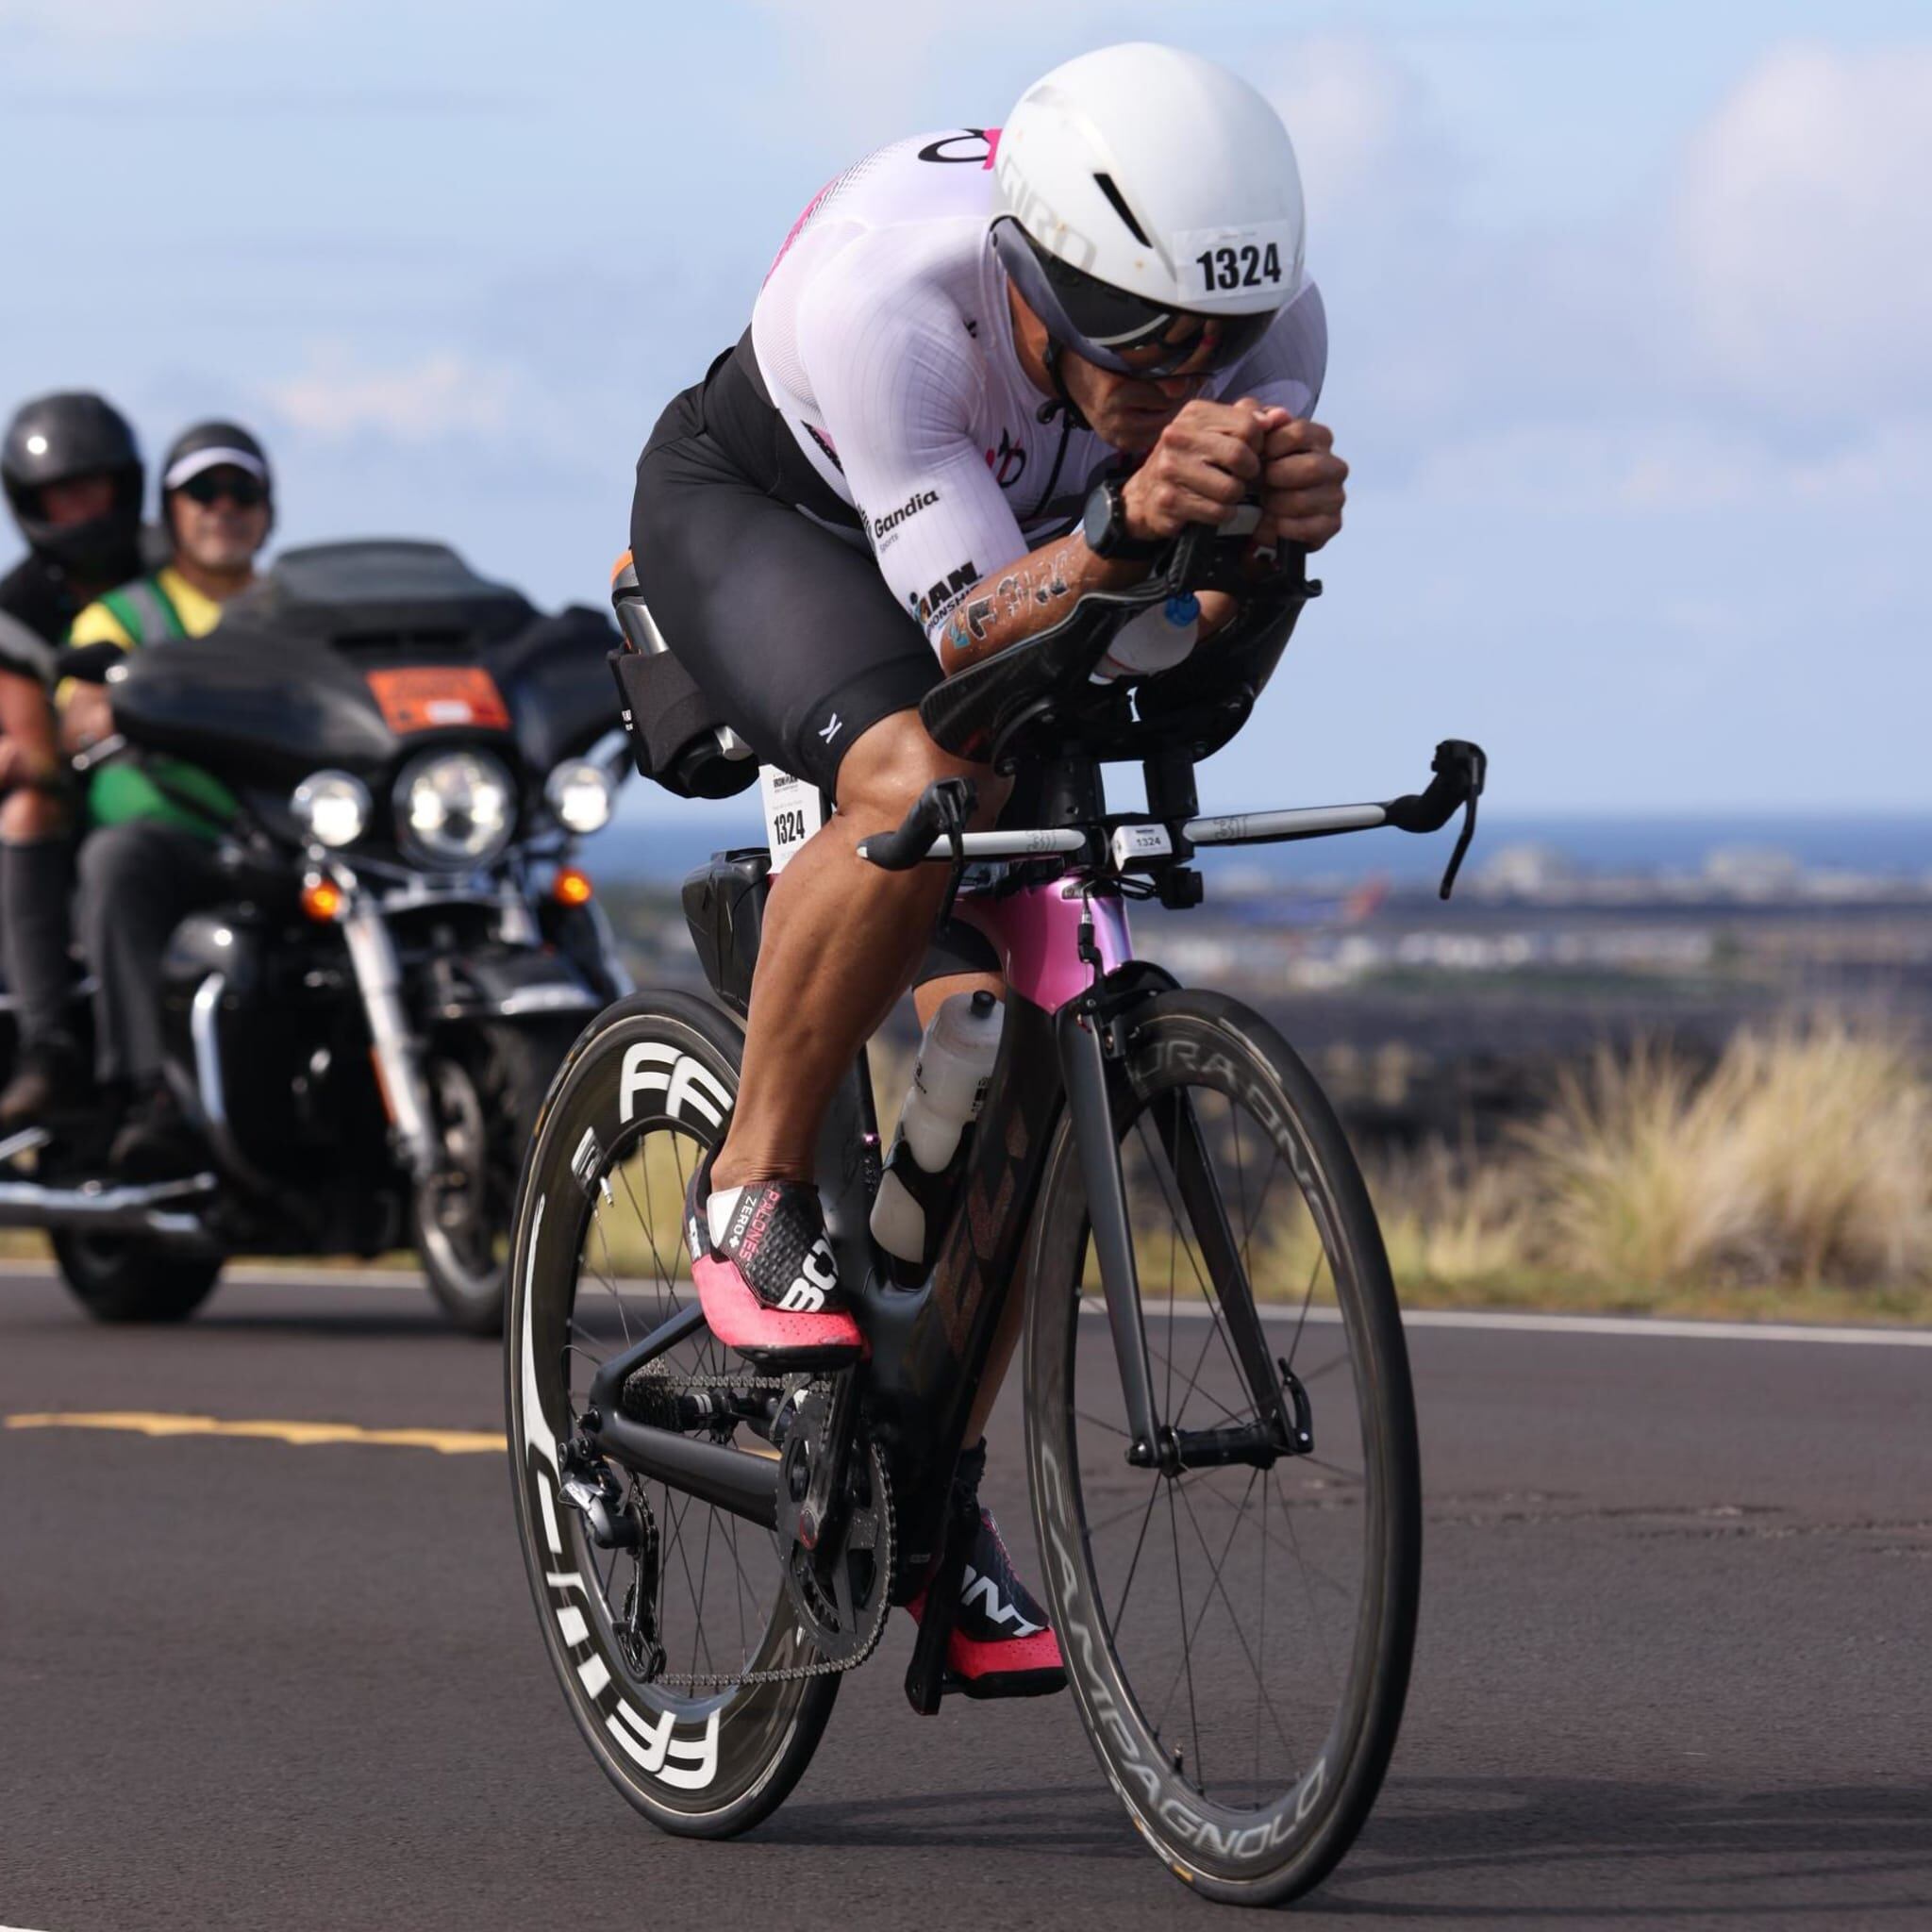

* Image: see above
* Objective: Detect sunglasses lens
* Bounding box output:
[1001,224,1277,377]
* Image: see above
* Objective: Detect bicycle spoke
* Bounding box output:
[1107,1479,1163,1642]
[1174,1476,1303,1774]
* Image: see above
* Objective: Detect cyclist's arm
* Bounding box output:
[795,265,1149,674]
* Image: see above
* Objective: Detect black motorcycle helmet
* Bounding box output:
[2,391,145,579]
[159,420,275,541]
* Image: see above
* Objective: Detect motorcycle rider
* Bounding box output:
[62,420,275,1175]
[0,392,147,1129]
[631,45,1346,1694]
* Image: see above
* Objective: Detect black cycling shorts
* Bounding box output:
[630,339,940,797]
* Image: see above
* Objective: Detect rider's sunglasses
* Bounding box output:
[992,219,1275,379]
[178,469,268,510]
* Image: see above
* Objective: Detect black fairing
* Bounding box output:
[106,540,621,788]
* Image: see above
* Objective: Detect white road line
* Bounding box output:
[1079,1299,1932,1347]
[6,1257,1924,1347]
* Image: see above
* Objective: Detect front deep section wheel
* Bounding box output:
[1024,989,1421,1906]
[505,991,840,1838]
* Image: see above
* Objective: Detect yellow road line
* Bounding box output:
[4,1411,507,1456]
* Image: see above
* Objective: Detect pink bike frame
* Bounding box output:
[954,877,1132,1014]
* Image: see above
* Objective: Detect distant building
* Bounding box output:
[1702,845,1802,899]
[1478,842,1576,898]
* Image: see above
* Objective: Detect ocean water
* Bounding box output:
[580,791,1932,888]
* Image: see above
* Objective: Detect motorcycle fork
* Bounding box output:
[338,889,440,1179]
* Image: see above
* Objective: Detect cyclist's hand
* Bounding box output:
[1252,409,1347,552]
[1120,400,1266,541]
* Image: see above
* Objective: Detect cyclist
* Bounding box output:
[62,421,274,1174]
[632,43,1345,1694]
[0,391,146,1128]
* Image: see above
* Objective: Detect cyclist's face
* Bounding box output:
[1060,348,1208,453]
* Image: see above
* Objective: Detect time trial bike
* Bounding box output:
[505,529,1485,1905]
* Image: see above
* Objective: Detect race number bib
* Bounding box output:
[1174,220,1303,308]
[758,764,824,874]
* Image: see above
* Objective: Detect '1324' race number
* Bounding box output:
[1196,242,1282,293]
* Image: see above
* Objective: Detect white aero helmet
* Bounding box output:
[991,42,1306,376]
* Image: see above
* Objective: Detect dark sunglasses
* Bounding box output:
[178,469,268,509]
[992,219,1276,378]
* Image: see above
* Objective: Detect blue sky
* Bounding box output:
[1,1,1924,813]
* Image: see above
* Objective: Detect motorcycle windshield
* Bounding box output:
[105,541,621,787]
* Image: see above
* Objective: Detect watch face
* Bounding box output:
[1083,483,1114,555]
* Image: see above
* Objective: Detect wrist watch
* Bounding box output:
[1082,477,1162,561]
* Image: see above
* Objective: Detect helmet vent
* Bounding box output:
[1091,173,1152,248]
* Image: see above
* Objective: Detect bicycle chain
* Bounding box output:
[611,1366,895,1691]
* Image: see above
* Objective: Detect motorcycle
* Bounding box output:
[0,539,632,1332]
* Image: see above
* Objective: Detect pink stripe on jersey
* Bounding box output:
[764,174,839,285]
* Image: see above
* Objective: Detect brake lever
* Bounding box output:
[933,777,973,926]
[1432,740,1488,901]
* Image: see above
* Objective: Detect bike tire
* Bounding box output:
[506,990,840,1838]
[1023,988,1420,1906]
[51,1232,223,1324]
[417,1016,585,1337]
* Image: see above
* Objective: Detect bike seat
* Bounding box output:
[919,543,1316,771]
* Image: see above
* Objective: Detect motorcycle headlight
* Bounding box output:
[291,771,371,849]
[394,748,515,869]
[544,758,614,835]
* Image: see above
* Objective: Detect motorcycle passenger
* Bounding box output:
[630,45,1347,1694]
[62,421,274,1176]
[0,391,147,1129]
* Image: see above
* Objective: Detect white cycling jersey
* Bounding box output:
[749,127,1327,649]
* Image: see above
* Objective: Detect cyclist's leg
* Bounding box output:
[715,712,1006,1187]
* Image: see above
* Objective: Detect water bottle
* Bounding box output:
[1092,592,1200,682]
[870,990,1004,1279]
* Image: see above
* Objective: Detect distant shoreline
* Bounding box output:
[585,800,1932,886]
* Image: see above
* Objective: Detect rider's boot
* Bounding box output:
[0,1032,92,1132]
[108,1079,212,1180]
[908,1441,1067,1700]
[684,1148,864,1367]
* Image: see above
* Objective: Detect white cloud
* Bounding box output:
[1404,415,1932,515]
[1674,44,1932,408]
[1266,37,1455,225]
[262,348,517,443]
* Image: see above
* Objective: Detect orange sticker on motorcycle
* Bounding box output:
[367,666,510,734]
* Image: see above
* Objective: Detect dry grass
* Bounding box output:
[1516,1016,1932,1291]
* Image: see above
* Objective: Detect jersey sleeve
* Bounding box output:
[1219,280,1328,419]
[791,240,1030,650]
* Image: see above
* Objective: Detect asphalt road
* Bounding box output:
[2,1263,1927,1930]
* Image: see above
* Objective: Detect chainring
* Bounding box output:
[603,1372,892,1690]
[772,1391,894,1671]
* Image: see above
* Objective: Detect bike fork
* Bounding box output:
[1058,1002,1161,1457]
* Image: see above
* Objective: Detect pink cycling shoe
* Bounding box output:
[684,1150,865,1368]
